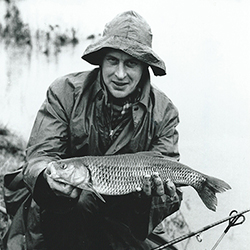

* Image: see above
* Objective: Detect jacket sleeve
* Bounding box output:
[149,96,180,160]
[23,77,74,197]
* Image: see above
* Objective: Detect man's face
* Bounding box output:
[101,49,145,98]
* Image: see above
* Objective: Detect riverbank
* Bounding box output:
[0,124,26,247]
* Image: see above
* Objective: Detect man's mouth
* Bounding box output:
[113,81,128,87]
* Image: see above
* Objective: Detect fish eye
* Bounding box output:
[46,168,51,175]
[60,163,67,169]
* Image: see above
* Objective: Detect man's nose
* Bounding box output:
[115,63,126,79]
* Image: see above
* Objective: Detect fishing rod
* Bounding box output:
[152,208,250,250]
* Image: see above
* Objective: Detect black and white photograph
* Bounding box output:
[0,0,249,249]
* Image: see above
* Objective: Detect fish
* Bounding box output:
[46,152,231,211]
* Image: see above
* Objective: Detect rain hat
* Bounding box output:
[82,11,166,76]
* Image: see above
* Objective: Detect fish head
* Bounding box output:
[47,158,91,187]
[52,159,105,203]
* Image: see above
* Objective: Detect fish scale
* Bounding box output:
[47,152,231,211]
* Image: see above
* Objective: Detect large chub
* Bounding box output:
[48,153,231,212]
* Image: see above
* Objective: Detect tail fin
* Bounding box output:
[197,175,231,211]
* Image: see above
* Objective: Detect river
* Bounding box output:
[1,0,250,249]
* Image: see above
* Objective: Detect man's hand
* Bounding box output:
[141,172,177,199]
[44,167,81,199]
[134,173,181,236]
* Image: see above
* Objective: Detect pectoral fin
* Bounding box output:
[92,189,106,203]
[81,184,106,203]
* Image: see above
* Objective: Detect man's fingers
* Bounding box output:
[152,172,165,196]
[50,179,71,195]
[141,174,176,198]
[142,174,152,196]
[69,187,81,199]
[53,182,80,198]
[164,179,176,197]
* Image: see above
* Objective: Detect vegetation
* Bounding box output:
[1,1,31,46]
[0,125,26,247]
[0,0,79,55]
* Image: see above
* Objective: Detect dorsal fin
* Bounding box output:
[134,151,165,158]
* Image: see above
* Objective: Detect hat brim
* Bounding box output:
[82,36,166,76]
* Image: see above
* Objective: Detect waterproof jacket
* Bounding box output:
[5,68,181,249]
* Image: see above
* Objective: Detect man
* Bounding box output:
[4,10,182,249]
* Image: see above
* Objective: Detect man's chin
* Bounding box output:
[109,88,129,99]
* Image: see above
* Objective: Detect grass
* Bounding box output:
[0,124,26,247]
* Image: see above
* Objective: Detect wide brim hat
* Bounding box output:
[82,11,166,76]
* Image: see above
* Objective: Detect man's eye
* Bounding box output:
[107,57,118,64]
[126,61,138,67]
